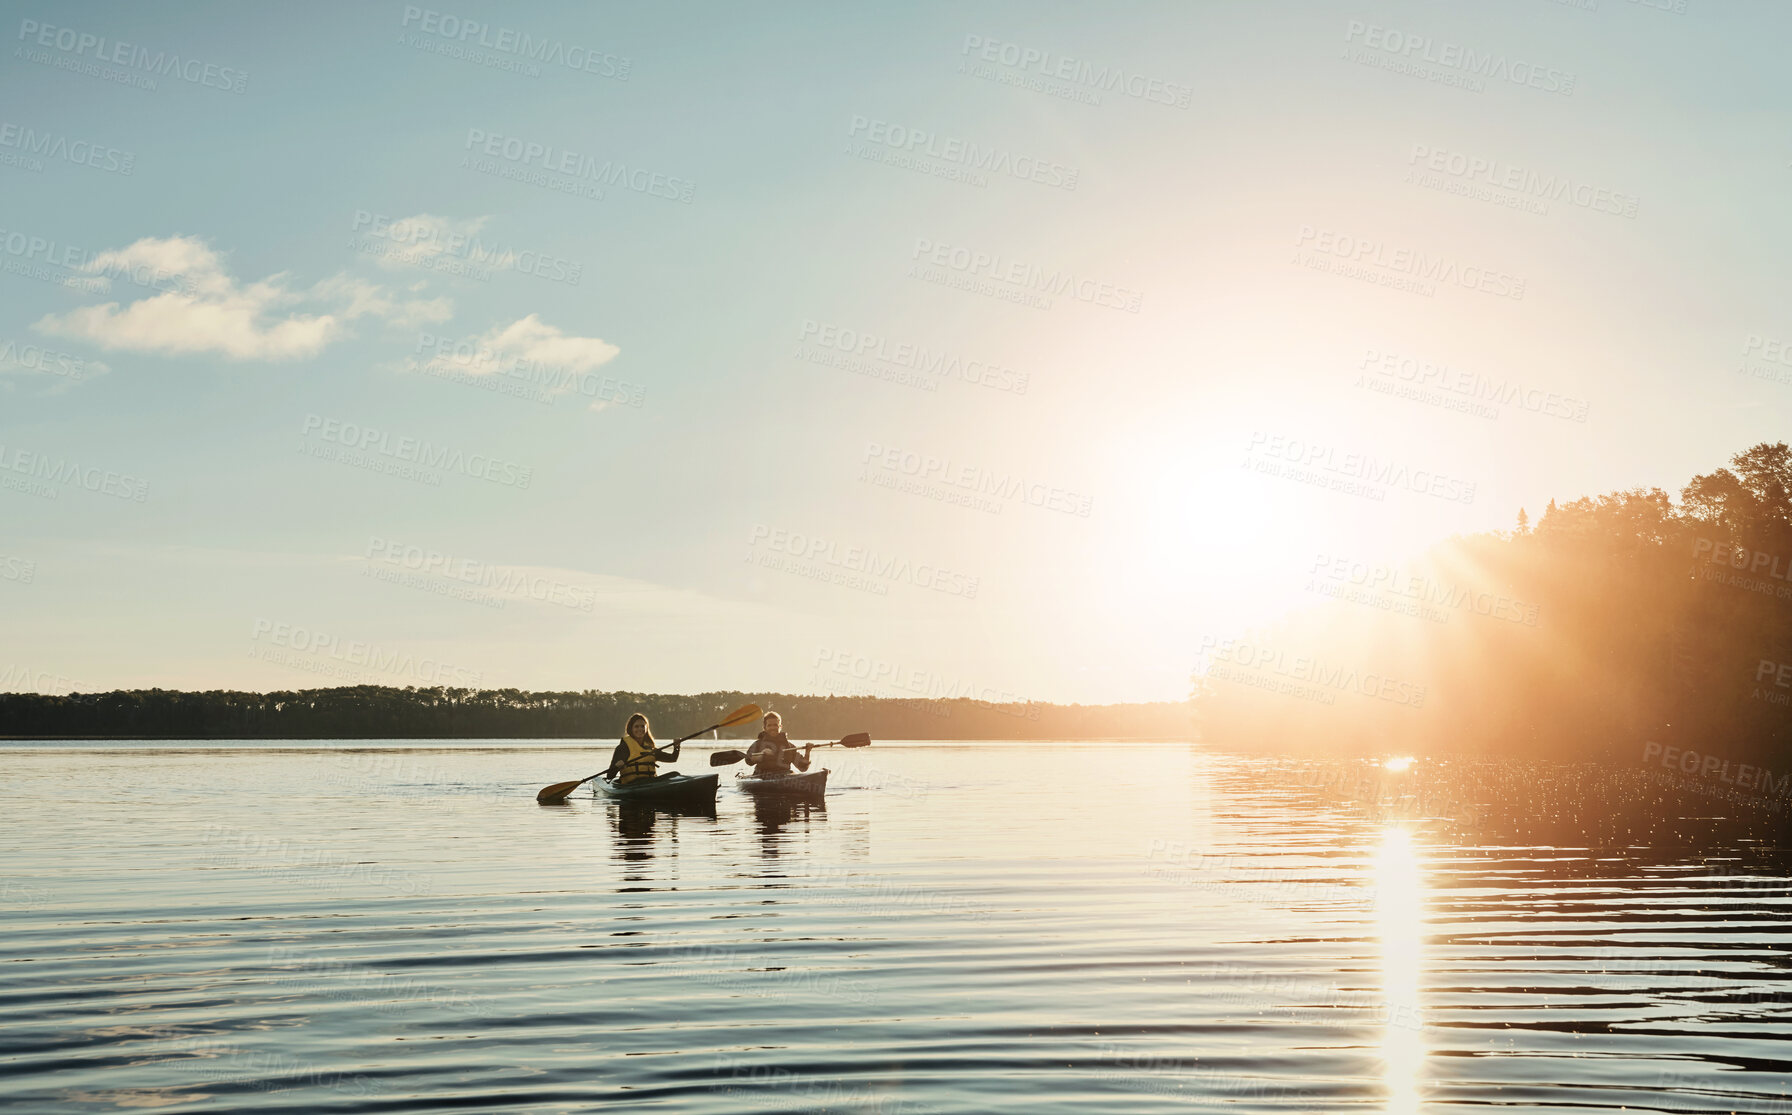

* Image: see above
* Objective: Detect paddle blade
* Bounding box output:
[537,779,583,804]
[709,749,747,767]
[718,703,762,729]
[839,733,871,748]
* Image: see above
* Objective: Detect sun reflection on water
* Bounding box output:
[1374,825,1427,1113]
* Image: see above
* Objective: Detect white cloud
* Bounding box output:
[310,275,452,329]
[38,287,336,361]
[478,314,620,372]
[33,236,454,361]
[413,313,621,398]
[84,237,237,297]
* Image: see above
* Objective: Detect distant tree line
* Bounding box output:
[0,686,1192,741]
[1194,442,1792,770]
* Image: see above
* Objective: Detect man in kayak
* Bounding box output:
[745,711,811,778]
[610,713,680,785]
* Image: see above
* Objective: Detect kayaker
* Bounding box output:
[610,713,679,786]
[746,712,811,778]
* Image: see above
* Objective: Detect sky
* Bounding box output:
[3,0,1790,705]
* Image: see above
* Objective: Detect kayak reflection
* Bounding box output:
[613,801,658,865]
[753,794,826,837]
[608,799,716,872]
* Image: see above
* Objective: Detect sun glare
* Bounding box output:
[1112,455,1326,620]
[1374,826,1427,1114]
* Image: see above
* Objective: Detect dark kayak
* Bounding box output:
[737,768,828,796]
[596,772,718,807]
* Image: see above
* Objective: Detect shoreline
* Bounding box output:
[0,734,1197,743]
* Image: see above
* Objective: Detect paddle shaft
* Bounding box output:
[710,734,870,767]
[578,732,692,788]
[537,702,762,802]
[709,744,814,768]
[573,717,742,786]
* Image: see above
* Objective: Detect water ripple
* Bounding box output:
[1,743,1788,1112]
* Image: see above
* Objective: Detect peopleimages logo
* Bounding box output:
[399,7,631,79]
[351,211,583,285]
[1246,430,1477,505]
[462,128,694,204]
[1642,741,1791,800]
[365,537,597,613]
[16,18,249,93]
[299,414,533,489]
[1745,335,1792,366]
[1342,20,1576,96]
[0,123,133,174]
[1755,659,1792,709]
[1295,226,1526,301]
[1197,634,1428,707]
[1693,537,1792,581]
[249,619,484,687]
[959,34,1193,108]
[1360,348,1589,422]
[0,227,199,295]
[846,115,1080,190]
[861,441,1093,517]
[412,332,644,408]
[0,554,37,584]
[0,665,84,693]
[1406,144,1637,219]
[797,320,1029,395]
[0,339,103,382]
[747,524,980,598]
[910,238,1143,313]
[1738,334,1792,389]
[1743,335,1792,371]
[813,649,1041,717]
[1309,553,1540,626]
[0,441,149,502]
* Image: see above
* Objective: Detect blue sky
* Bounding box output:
[3,0,1790,703]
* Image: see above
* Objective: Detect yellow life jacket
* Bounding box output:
[618,734,659,784]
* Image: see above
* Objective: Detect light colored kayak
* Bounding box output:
[736,768,829,796]
[596,772,718,807]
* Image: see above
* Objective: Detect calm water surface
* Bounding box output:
[2,741,1788,1112]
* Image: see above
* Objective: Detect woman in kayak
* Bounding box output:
[746,711,811,778]
[611,713,679,786]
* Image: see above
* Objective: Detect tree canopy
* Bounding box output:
[1192,442,1792,767]
[0,685,1191,741]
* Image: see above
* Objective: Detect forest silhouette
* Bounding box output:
[0,686,1189,741]
[1193,441,1792,767]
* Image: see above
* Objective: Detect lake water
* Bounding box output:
[2,741,1789,1112]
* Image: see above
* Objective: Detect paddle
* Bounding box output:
[536,703,763,803]
[709,732,871,767]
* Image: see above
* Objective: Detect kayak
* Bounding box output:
[737,768,829,796]
[596,772,718,807]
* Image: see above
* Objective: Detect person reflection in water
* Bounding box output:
[746,711,811,778]
[610,713,679,785]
